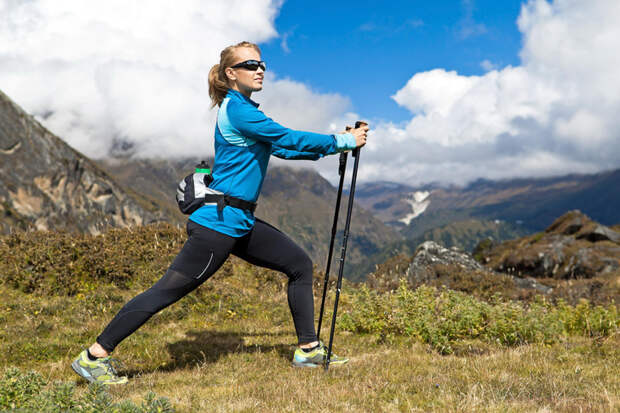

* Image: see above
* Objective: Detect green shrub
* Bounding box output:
[0,224,186,295]
[339,281,619,355]
[0,367,174,412]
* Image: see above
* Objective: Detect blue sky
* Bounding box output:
[262,0,523,123]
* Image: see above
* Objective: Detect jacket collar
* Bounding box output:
[227,88,259,108]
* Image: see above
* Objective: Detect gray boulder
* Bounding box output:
[407,241,483,284]
[577,225,620,244]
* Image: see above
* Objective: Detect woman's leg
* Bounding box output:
[95,221,236,353]
[232,218,317,345]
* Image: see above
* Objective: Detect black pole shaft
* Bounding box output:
[317,151,348,340]
[325,121,364,370]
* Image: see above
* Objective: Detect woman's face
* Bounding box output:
[226,47,264,97]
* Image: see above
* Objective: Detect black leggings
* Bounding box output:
[96,218,317,353]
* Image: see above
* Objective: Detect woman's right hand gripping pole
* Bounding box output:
[344,122,369,148]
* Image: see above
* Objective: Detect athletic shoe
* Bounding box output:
[292,341,349,368]
[70,350,128,385]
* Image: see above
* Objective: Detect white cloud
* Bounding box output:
[480,59,497,71]
[259,74,352,132]
[279,26,297,54]
[0,0,350,161]
[367,0,620,186]
[2,0,619,188]
[455,0,487,40]
[0,0,278,158]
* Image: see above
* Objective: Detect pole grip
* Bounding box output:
[353,121,367,158]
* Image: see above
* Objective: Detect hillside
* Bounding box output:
[477,210,620,305]
[96,158,197,227]
[0,224,618,411]
[367,211,620,307]
[347,218,530,281]
[97,158,403,279]
[356,170,620,237]
[351,172,620,277]
[405,218,529,253]
[0,89,161,234]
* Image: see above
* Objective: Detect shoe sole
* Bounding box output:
[291,360,349,368]
[292,361,321,368]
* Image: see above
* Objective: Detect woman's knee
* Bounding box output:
[288,253,314,283]
[119,287,174,316]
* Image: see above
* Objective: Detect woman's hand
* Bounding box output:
[343,122,369,148]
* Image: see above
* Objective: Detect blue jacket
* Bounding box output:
[189,88,356,237]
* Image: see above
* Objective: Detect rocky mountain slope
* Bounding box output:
[0,89,160,234]
[476,210,620,304]
[367,210,620,305]
[95,158,192,227]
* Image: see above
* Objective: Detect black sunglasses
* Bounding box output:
[230,60,266,71]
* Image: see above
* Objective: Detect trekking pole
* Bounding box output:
[316,149,348,341]
[325,121,366,371]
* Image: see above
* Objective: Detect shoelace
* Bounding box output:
[101,357,125,376]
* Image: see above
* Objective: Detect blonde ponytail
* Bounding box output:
[208,41,262,108]
[208,63,228,108]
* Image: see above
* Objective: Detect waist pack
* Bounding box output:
[176,161,257,215]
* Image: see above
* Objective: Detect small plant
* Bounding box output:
[0,367,174,412]
[0,367,46,410]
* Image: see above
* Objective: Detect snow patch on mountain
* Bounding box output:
[399,191,431,225]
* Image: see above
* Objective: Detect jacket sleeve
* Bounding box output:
[271,145,324,160]
[227,100,356,154]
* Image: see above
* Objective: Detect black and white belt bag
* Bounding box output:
[176,161,257,215]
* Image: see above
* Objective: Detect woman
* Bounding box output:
[71,41,368,384]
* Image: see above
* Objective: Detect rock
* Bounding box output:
[407,241,484,284]
[576,225,620,244]
[512,277,553,294]
[562,216,584,235]
[484,211,620,281]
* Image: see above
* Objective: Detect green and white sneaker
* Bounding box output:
[71,350,128,385]
[292,341,349,368]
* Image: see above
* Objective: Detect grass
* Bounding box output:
[1,224,619,412]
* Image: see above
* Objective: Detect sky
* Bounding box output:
[1,0,619,186]
[261,0,523,123]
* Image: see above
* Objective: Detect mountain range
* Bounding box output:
[357,171,620,236]
[354,170,620,260]
[2,86,619,281]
